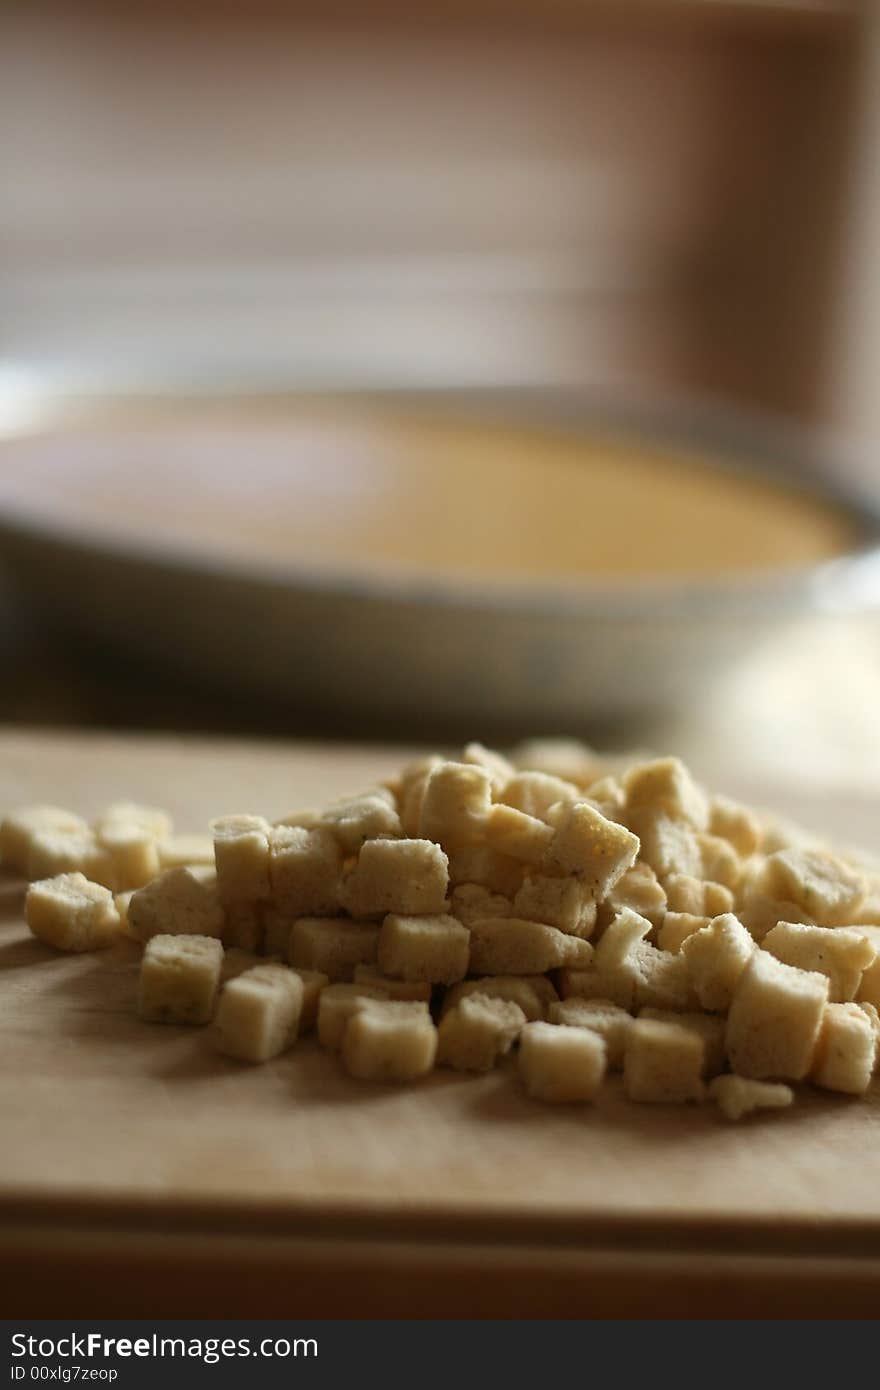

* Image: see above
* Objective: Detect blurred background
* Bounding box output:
[2,0,880,793]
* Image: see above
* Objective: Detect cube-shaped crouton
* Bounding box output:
[437,993,525,1072]
[27,831,116,891]
[343,838,449,918]
[467,917,592,976]
[26,872,122,952]
[397,755,442,837]
[606,862,667,928]
[623,1019,705,1104]
[321,790,402,854]
[557,967,636,1011]
[518,1020,606,1102]
[157,834,214,869]
[500,771,579,821]
[709,1075,793,1122]
[725,951,829,1080]
[378,913,470,984]
[211,814,272,905]
[441,975,551,1023]
[622,757,708,829]
[451,883,513,926]
[222,903,263,951]
[630,941,692,1012]
[340,1000,437,1082]
[760,850,865,927]
[95,823,160,891]
[512,873,596,938]
[625,807,702,879]
[594,907,653,971]
[128,866,225,943]
[461,742,515,794]
[763,922,875,1003]
[583,775,626,820]
[94,802,173,840]
[446,846,524,897]
[665,873,733,918]
[418,761,493,849]
[352,964,432,1002]
[221,947,265,984]
[855,926,880,1008]
[709,795,761,858]
[262,908,295,958]
[291,967,329,1032]
[269,826,342,917]
[680,914,754,1012]
[696,834,742,892]
[213,963,304,1062]
[657,912,710,954]
[542,802,639,899]
[138,933,224,1024]
[737,887,815,942]
[510,737,602,786]
[485,804,554,865]
[289,917,379,982]
[548,997,633,1069]
[1,805,89,875]
[811,1002,877,1094]
[640,1008,726,1076]
[317,982,396,1050]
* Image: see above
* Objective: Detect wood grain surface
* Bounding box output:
[1,729,879,1318]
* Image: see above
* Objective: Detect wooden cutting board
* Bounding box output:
[1,729,879,1318]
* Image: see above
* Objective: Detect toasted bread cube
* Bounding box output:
[709,1075,794,1121]
[665,873,733,918]
[461,742,515,794]
[437,994,525,1072]
[157,833,214,869]
[27,830,116,891]
[485,804,554,865]
[624,1018,705,1104]
[640,1008,725,1076]
[501,771,580,821]
[451,883,513,926]
[518,1020,606,1102]
[630,941,692,1011]
[92,823,160,891]
[854,926,880,1008]
[681,913,754,1012]
[763,921,874,1004]
[223,903,263,951]
[697,835,742,892]
[583,775,626,820]
[737,886,815,942]
[1,805,89,875]
[343,838,449,918]
[317,981,395,1050]
[26,872,122,952]
[418,761,493,849]
[625,807,701,879]
[468,916,592,975]
[321,791,402,854]
[606,862,667,928]
[262,908,294,958]
[512,873,596,938]
[378,912,469,984]
[398,755,443,837]
[811,1002,877,1094]
[128,865,225,943]
[213,963,304,1062]
[760,850,865,927]
[269,825,342,917]
[594,907,652,971]
[542,802,639,899]
[622,757,708,830]
[138,933,223,1025]
[441,975,552,1022]
[211,814,272,905]
[94,802,173,840]
[115,888,135,934]
[726,950,829,1080]
[510,737,603,786]
[557,968,636,1011]
[657,912,710,954]
[289,916,379,982]
[709,796,761,858]
[446,846,524,897]
[291,967,328,1032]
[340,1000,437,1082]
[548,997,633,1069]
[352,964,432,1002]
[221,947,266,984]
[274,809,322,831]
